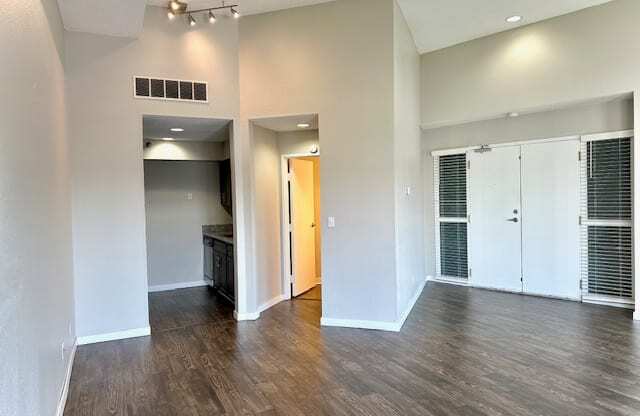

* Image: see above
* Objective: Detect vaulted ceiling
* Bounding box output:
[57,0,613,53]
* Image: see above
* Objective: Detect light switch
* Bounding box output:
[187,192,193,200]
[327,217,335,228]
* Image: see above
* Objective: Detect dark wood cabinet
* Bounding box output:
[203,237,214,282]
[206,237,235,304]
[219,159,232,216]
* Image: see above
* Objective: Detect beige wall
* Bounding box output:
[421,0,640,128]
[240,0,399,323]
[0,0,75,415]
[422,98,634,276]
[393,1,424,316]
[66,5,239,338]
[144,160,231,289]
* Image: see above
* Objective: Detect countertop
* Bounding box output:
[203,231,234,245]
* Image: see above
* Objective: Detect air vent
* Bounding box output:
[133,76,208,103]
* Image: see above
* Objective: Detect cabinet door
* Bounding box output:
[204,245,213,280]
[226,252,235,301]
[213,251,224,289]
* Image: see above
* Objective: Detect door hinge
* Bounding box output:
[578,215,583,225]
[520,276,523,282]
[467,160,471,169]
[468,268,472,278]
[467,214,471,224]
[578,151,582,161]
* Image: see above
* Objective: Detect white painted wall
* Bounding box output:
[240,0,399,323]
[420,0,640,129]
[393,1,424,318]
[144,161,231,289]
[277,129,320,155]
[66,5,239,338]
[252,125,284,308]
[143,140,228,161]
[0,1,75,415]
[423,98,633,277]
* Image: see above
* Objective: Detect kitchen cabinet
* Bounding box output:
[204,236,235,305]
[203,237,214,282]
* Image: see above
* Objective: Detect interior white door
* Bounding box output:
[469,146,522,292]
[290,159,317,297]
[521,141,580,299]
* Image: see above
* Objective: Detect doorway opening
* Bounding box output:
[284,155,322,301]
[141,114,237,330]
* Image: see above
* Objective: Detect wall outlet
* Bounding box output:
[328,217,335,228]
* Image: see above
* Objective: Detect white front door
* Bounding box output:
[521,140,580,299]
[468,146,523,292]
[290,159,317,297]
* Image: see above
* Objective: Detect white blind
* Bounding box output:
[434,153,468,280]
[580,134,633,302]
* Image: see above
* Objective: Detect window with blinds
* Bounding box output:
[435,153,468,280]
[580,133,633,302]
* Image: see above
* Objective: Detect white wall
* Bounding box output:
[420,0,640,128]
[144,140,228,161]
[0,0,75,415]
[240,0,399,323]
[277,129,320,155]
[422,98,634,276]
[66,5,240,338]
[144,161,231,289]
[393,2,424,317]
[252,125,284,308]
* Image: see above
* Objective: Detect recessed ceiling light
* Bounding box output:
[170,128,184,132]
[297,123,311,128]
[506,15,522,23]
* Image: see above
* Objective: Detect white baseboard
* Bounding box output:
[321,277,427,333]
[148,280,209,293]
[234,310,260,321]
[321,317,402,332]
[634,311,640,320]
[56,339,77,416]
[258,294,287,314]
[427,275,469,286]
[77,326,151,346]
[396,277,427,330]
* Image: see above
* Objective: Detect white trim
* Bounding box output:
[396,278,427,330]
[234,310,260,321]
[320,317,402,332]
[77,326,151,346]
[431,135,580,157]
[581,130,634,143]
[148,280,209,293]
[634,311,640,320]
[280,152,321,301]
[258,294,288,314]
[428,275,470,286]
[583,297,635,309]
[55,339,77,416]
[581,219,633,227]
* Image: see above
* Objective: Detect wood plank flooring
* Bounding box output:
[64,282,640,416]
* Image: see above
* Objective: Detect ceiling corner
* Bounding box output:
[57,0,147,38]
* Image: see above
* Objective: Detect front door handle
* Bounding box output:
[506,218,519,223]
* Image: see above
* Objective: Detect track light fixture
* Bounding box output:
[166,1,240,26]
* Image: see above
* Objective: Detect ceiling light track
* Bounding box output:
[167,1,240,25]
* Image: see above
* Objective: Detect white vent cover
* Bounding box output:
[133,76,208,103]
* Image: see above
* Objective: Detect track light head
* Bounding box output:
[188,14,196,26]
[208,10,216,23]
[231,7,240,18]
[170,1,187,12]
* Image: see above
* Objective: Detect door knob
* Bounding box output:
[311,223,316,228]
[506,218,519,223]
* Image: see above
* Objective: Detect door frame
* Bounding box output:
[280,151,320,300]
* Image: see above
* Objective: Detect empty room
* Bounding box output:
[3,0,640,415]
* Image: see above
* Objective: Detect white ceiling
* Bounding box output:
[145,0,336,17]
[57,0,147,38]
[251,114,318,132]
[57,0,614,51]
[143,115,231,141]
[398,0,613,54]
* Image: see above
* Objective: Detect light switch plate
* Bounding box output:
[328,217,335,228]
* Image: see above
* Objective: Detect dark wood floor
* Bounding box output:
[64,282,640,416]
[296,284,322,301]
